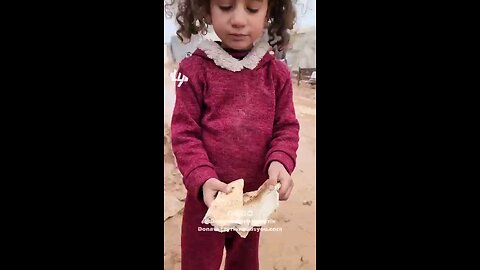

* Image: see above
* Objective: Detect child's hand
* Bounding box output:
[267,161,294,201]
[202,178,232,208]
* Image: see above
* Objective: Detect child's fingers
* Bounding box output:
[265,178,278,190]
[268,165,280,181]
[277,178,290,195]
[278,174,293,197]
[280,184,294,201]
[285,184,293,198]
[210,179,232,194]
[204,191,215,208]
[203,180,231,207]
[268,170,280,181]
[278,183,289,197]
[223,185,233,194]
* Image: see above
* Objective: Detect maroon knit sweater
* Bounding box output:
[171,45,299,199]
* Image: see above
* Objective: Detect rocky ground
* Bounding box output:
[164,63,316,269]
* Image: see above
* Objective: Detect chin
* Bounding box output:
[225,41,253,50]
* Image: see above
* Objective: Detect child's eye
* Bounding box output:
[247,8,259,13]
[219,6,233,11]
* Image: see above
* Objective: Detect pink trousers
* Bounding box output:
[181,193,261,270]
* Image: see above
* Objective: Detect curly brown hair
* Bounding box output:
[164,0,296,50]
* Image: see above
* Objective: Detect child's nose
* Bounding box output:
[230,9,247,28]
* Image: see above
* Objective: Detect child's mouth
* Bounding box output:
[229,34,249,41]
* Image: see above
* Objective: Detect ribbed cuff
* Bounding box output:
[184,166,218,201]
[265,151,295,174]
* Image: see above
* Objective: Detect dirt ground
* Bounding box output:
[164,63,316,270]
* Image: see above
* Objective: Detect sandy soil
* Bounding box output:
[164,64,316,270]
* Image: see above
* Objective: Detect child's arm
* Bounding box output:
[265,75,300,174]
[170,64,220,201]
[264,68,300,199]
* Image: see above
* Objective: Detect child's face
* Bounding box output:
[209,0,268,50]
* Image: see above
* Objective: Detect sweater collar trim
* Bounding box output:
[197,34,271,72]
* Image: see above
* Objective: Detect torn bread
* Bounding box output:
[202,179,281,238]
[201,179,245,231]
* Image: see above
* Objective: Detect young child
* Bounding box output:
[167,0,299,269]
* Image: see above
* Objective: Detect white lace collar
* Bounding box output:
[197,35,271,72]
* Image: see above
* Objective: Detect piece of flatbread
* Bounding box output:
[202,179,245,231]
[201,179,281,238]
[235,181,281,237]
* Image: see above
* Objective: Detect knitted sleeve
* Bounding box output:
[264,62,300,174]
[171,57,218,201]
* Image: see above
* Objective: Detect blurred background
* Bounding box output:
[164,1,316,269]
